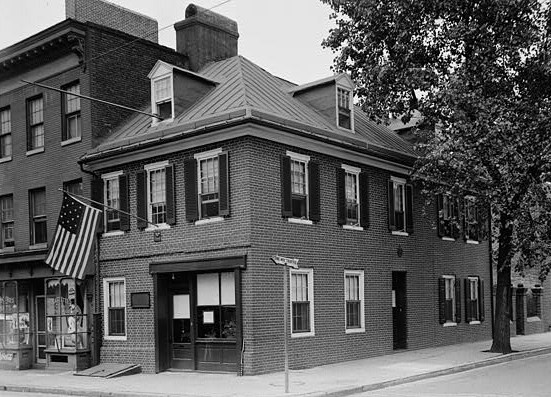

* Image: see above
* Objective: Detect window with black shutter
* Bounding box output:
[437,194,460,239]
[281,151,319,222]
[138,161,175,228]
[389,177,413,234]
[439,276,458,324]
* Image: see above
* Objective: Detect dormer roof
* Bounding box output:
[287,73,354,95]
[147,60,219,84]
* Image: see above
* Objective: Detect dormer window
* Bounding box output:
[153,76,173,121]
[337,87,352,130]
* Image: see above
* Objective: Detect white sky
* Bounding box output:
[0,0,338,84]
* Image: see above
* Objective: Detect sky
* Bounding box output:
[0,0,338,85]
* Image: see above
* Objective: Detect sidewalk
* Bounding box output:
[2,333,551,397]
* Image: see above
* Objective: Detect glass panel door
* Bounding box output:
[35,296,46,363]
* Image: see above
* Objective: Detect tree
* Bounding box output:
[322,0,551,353]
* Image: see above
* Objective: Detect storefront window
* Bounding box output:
[196,272,236,339]
[45,278,87,350]
[0,281,30,348]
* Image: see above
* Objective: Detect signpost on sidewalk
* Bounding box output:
[270,255,299,394]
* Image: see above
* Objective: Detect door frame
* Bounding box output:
[35,295,46,364]
[392,271,407,350]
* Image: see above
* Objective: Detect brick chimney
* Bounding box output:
[174,4,239,72]
[66,0,159,43]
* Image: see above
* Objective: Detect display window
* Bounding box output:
[0,281,30,348]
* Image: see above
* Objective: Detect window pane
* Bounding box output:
[292,302,310,332]
[0,108,10,134]
[291,160,306,195]
[149,168,166,224]
[65,84,81,113]
[197,273,220,306]
[220,272,235,305]
[154,77,171,102]
[0,134,11,158]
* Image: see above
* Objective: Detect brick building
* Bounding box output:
[79,4,493,375]
[0,0,185,370]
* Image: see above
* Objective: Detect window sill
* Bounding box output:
[527,316,541,323]
[26,147,44,157]
[145,223,170,231]
[0,156,12,163]
[103,335,127,341]
[466,240,480,245]
[469,320,481,325]
[102,231,125,237]
[288,218,313,225]
[343,225,364,231]
[61,136,82,147]
[0,247,15,253]
[443,322,457,327]
[441,236,455,242]
[152,117,174,126]
[29,243,47,250]
[345,327,365,334]
[291,331,315,338]
[195,217,224,226]
[392,230,409,237]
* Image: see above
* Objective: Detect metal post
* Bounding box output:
[283,264,289,393]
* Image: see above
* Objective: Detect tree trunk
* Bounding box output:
[490,214,513,354]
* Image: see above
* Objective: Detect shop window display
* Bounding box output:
[0,281,30,347]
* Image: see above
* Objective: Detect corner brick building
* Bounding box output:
[0,0,185,370]
[78,4,493,375]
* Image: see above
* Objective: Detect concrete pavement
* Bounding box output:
[1,333,551,397]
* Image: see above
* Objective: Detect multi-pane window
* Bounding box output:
[63,83,81,141]
[393,180,406,231]
[147,165,167,225]
[27,96,44,151]
[0,107,12,160]
[389,176,413,233]
[153,76,172,120]
[345,170,359,225]
[103,173,121,232]
[103,278,126,338]
[199,156,219,218]
[0,195,14,249]
[438,194,459,239]
[290,269,314,335]
[467,277,479,322]
[337,87,352,129]
[29,188,47,246]
[196,272,236,339]
[345,271,364,331]
[444,276,456,323]
[63,179,83,197]
[464,197,479,241]
[291,159,308,218]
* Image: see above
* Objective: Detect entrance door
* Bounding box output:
[35,296,46,363]
[171,292,193,369]
[392,272,407,350]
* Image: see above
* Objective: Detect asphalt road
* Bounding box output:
[363,352,551,397]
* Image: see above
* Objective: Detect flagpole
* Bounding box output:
[57,188,160,229]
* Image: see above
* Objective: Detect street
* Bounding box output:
[363,353,551,397]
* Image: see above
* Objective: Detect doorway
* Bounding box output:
[35,296,46,364]
[392,271,407,350]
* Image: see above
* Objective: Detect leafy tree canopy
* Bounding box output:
[322,0,551,352]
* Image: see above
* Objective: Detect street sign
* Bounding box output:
[271,255,299,268]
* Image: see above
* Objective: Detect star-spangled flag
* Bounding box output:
[45,193,101,280]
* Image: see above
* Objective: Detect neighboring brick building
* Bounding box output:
[79,4,493,375]
[0,0,185,370]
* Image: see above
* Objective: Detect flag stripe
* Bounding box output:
[45,193,101,279]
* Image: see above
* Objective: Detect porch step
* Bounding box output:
[74,363,141,378]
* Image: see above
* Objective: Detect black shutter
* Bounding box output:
[464,278,471,323]
[165,165,176,225]
[26,100,31,151]
[462,198,468,241]
[309,161,321,222]
[336,168,346,225]
[405,184,414,234]
[184,158,198,222]
[91,178,104,233]
[359,172,369,228]
[438,277,446,324]
[479,279,485,322]
[437,194,444,237]
[452,198,461,239]
[388,180,396,231]
[218,152,230,217]
[136,170,148,230]
[119,174,130,232]
[455,277,461,323]
[476,204,482,241]
[281,155,292,218]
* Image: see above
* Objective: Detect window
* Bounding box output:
[137,162,175,229]
[281,151,320,223]
[62,82,81,142]
[338,165,369,228]
[27,96,44,151]
[388,177,413,234]
[465,277,485,323]
[103,172,122,232]
[0,195,14,250]
[103,278,126,339]
[337,87,352,130]
[0,107,11,160]
[526,288,541,318]
[290,268,314,336]
[437,194,459,239]
[196,272,236,339]
[0,281,30,347]
[152,76,173,120]
[29,188,47,246]
[464,197,480,241]
[345,170,359,224]
[185,149,229,223]
[63,179,83,197]
[345,270,364,332]
[439,276,460,325]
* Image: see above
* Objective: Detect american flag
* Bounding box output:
[45,193,101,280]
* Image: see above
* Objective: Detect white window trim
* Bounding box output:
[344,270,365,333]
[443,275,456,326]
[29,243,47,250]
[26,147,44,157]
[144,160,170,228]
[103,277,127,341]
[469,321,481,325]
[61,136,82,146]
[392,231,409,237]
[466,240,479,245]
[443,322,457,327]
[151,73,174,124]
[0,156,11,164]
[442,236,455,242]
[286,151,310,163]
[290,268,315,338]
[0,247,15,253]
[195,216,224,226]
[287,151,310,221]
[342,164,361,228]
[343,224,364,231]
[287,218,313,225]
[102,230,125,237]
[194,147,222,161]
[336,85,355,132]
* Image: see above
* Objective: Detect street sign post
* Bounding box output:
[270,255,299,393]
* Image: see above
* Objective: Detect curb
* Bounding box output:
[2,347,551,397]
